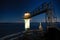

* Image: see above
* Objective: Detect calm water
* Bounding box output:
[0,22,60,37]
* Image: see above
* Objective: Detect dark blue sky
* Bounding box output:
[0,0,60,23]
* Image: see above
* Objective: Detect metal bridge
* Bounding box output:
[24,2,57,28]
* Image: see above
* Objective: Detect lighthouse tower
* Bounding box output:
[24,12,31,31]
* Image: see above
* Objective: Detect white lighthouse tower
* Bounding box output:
[24,12,31,31]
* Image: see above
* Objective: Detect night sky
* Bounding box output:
[0,0,60,23]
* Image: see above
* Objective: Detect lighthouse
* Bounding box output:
[24,12,31,31]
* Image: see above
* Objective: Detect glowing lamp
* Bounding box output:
[24,12,31,19]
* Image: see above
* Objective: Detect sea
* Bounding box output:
[0,22,60,38]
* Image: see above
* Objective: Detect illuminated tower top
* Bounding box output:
[24,12,31,19]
